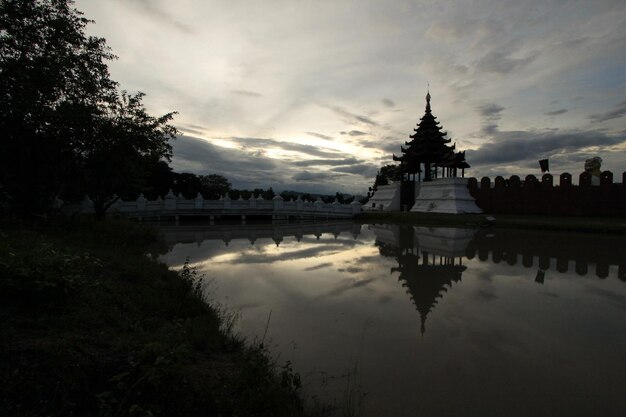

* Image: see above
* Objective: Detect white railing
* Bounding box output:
[73,189,362,217]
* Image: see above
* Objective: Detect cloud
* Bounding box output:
[306,132,334,140]
[172,135,277,179]
[293,172,339,181]
[170,135,373,194]
[340,130,367,136]
[231,137,342,158]
[467,130,626,166]
[332,164,379,176]
[325,105,379,126]
[292,157,361,167]
[589,100,626,123]
[476,50,538,75]
[125,0,193,34]
[382,98,395,108]
[231,89,263,97]
[545,109,568,116]
[478,104,505,117]
[477,103,505,134]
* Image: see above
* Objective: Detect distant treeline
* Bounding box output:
[102,161,357,205]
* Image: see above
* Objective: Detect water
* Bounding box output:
[159,221,626,416]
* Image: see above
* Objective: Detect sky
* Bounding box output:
[76,0,626,194]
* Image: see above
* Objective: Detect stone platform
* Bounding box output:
[363,183,401,211]
[411,178,482,214]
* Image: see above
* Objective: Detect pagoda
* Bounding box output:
[393,90,469,182]
[393,91,481,213]
[363,90,482,213]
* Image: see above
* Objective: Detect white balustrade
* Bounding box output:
[75,192,362,218]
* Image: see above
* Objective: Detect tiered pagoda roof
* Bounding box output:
[393,91,469,179]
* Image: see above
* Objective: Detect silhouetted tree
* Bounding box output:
[80,92,176,217]
[0,0,177,217]
[199,174,231,199]
[142,158,174,199]
[262,187,275,200]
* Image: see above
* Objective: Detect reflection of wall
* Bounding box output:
[159,221,362,249]
[467,229,626,281]
[372,225,626,335]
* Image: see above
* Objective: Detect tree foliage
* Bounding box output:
[0,0,177,216]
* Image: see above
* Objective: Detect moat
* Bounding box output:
[160,222,626,417]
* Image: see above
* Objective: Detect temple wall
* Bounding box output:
[468,171,626,216]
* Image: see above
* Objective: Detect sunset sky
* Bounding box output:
[76,0,626,194]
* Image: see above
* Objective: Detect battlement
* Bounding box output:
[467,171,626,216]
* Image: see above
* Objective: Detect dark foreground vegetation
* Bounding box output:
[0,217,311,417]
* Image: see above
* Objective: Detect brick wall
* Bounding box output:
[468,171,626,216]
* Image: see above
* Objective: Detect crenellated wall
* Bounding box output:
[468,171,626,216]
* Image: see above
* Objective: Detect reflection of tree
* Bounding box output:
[375,227,466,335]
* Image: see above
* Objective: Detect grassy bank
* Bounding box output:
[356,212,626,234]
[0,217,310,417]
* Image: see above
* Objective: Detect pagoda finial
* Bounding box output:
[425,84,431,113]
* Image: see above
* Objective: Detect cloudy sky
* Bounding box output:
[76,0,626,194]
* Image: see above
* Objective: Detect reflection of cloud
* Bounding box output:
[378,294,392,304]
[304,262,333,271]
[220,245,346,264]
[474,289,497,302]
[337,267,365,274]
[317,278,376,299]
[585,286,626,310]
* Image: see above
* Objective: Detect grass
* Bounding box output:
[0,216,309,417]
[356,211,626,234]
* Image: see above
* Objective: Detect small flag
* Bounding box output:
[539,159,549,173]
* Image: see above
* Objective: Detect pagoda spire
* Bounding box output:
[425,85,431,113]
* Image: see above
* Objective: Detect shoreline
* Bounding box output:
[356,212,626,234]
[0,217,312,416]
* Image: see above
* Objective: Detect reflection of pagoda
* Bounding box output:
[372,225,471,335]
[393,252,465,335]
